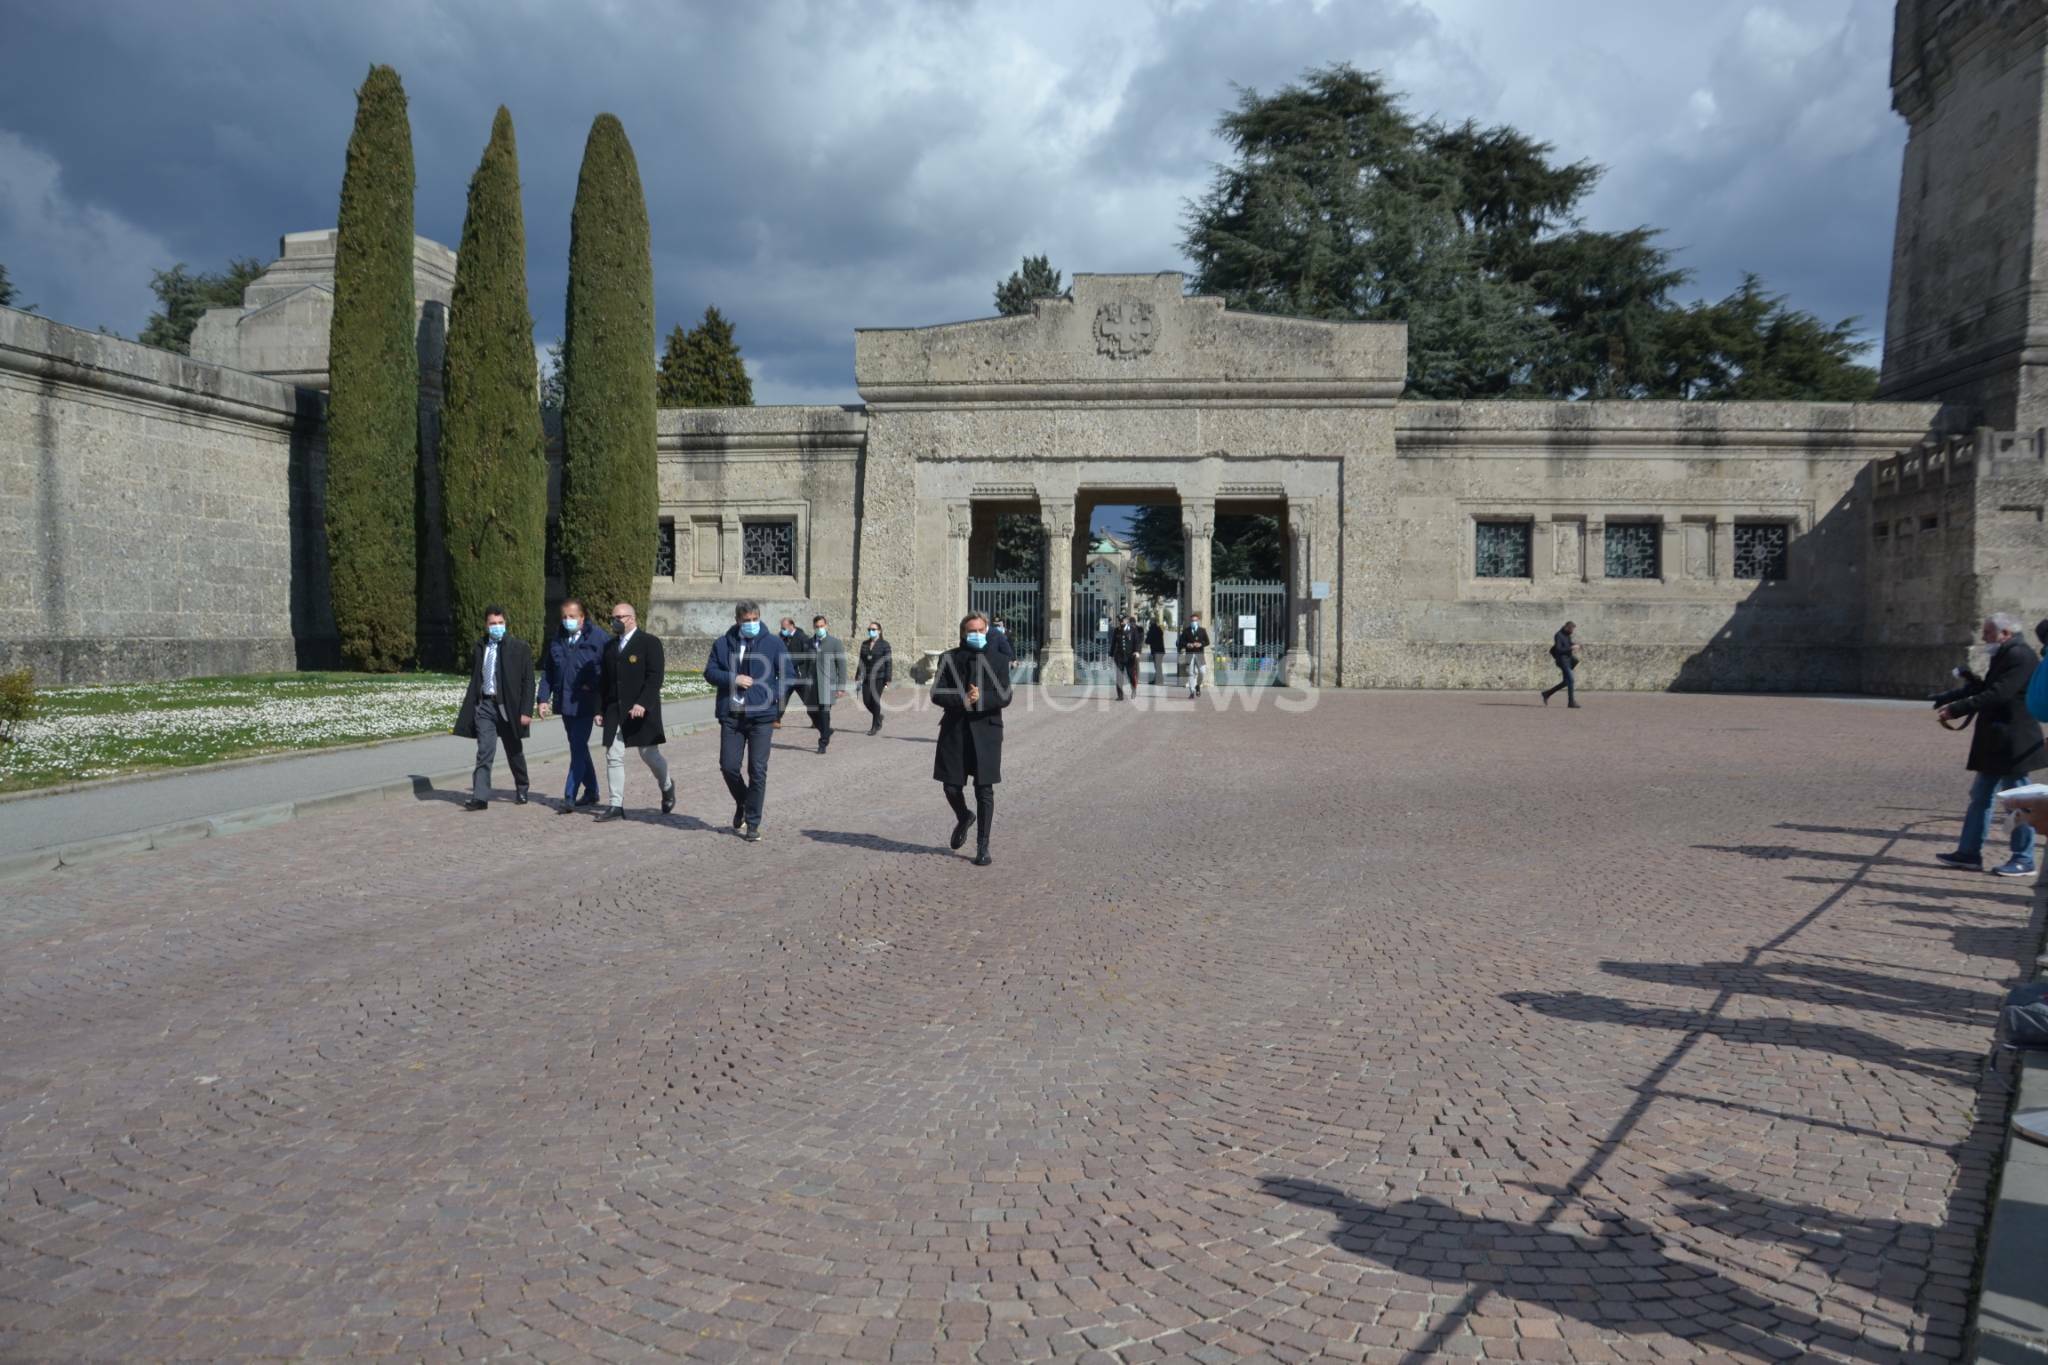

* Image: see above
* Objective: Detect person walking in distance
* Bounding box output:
[858,620,893,735]
[454,605,535,810]
[594,602,675,822]
[805,615,848,753]
[1110,612,1141,701]
[705,600,791,842]
[1934,613,2045,876]
[1178,612,1210,698]
[1542,622,1581,708]
[773,617,805,729]
[535,597,609,811]
[1146,614,1166,686]
[933,613,1012,867]
[987,616,1016,669]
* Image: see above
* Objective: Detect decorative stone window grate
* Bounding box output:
[654,519,676,578]
[1604,522,1659,579]
[1733,522,1789,580]
[1475,521,1531,578]
[743,520,796,578]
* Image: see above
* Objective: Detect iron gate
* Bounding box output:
[1072,581,1117,683]
[968,578,1041,681]
[1210,580,1287,685]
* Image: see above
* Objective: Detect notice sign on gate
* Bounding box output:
[1242,628,1257,646]
[1237,615,1256,628]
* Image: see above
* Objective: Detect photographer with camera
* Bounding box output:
[1932,613,2045,877]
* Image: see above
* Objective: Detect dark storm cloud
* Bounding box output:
[1,1,1903,401]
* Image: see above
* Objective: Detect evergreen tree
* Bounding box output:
[539,337,565,414]
[440,107,547,645]
[995,255,1064,316]
[1651,275,1878,401]
[138,257,265,353]
[559,113,657,619]
[326,63,419,671]
[0,264,31,312]
[657,305,754,407]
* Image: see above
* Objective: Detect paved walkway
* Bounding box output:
[0,691,2036,1362]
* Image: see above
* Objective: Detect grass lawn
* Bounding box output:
[0,669,713,794]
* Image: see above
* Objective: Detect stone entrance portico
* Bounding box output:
[851,272,1400,684]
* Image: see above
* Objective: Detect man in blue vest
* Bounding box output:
[536,597,610,811]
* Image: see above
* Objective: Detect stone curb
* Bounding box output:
[1970,875,2048,1363]
[0,720,719,885]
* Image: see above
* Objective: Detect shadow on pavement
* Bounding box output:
[800,829,956,858]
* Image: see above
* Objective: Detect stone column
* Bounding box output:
[719,514,742,591]
[1284,501,1314,686]
[1182,498,1215,637]
[946,502,972,630]
[1039,499,1076,685]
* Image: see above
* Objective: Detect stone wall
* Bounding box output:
[0,306,330,684]
[1389,402,1940,692]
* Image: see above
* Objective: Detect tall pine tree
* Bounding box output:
[440,107,547,646]
[326,64,418,671]
[656,305,753,407]
[559,114,657,619]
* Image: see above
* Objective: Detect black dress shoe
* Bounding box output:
[661,782,677,815]
[594,806,625,822]
[461,798,489,811]
[950,817,973,851]
[513,790,529,805]
[817,740,829,754]
[742,825,762,842]
[973,847,992,867]
[868,723,881,736]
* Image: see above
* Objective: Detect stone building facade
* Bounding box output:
[1,0,2041,688]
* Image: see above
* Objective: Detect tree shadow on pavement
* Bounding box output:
[1694,842,1928,869]
[1893,919,2040,963]
[1257,1178,1904,1364]
[1502,990,1980,1084]
[1783,875,2033,907]
[1596,958,2001,1026]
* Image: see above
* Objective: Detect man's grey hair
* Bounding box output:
[1989,612,2023,635]
[734,599,761,621]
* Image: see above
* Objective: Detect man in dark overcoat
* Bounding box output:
[988,617,1016,668]
[1935,612,2045,875]
[706,599,791,841]
[535,596,609,810]
[1109,613,1140,701]
[454,605,536,811]
[1542,621,1581,708]
[776,616,811,730]
[594,601,674,822]
[933,612,1013,867]
[858,620,893,735]
[1146,615,1166,685]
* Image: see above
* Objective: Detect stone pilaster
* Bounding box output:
[1039,499,1076,684]
[1182,498,1215,636]
[945,502,972,631]
[1284,500,1315,687]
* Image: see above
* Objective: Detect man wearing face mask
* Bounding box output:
[535,597,610,811]
[1110,612,1141,701]
[1178,613,1210,698]
[802,615,848,753]
[706,600,791,841]
[453,606,535,811]
[858,620,893,735]
[774,616,808,730]
[1146,614,1166,686]
[933,612,1012,867]
[594,602,675,822]
[987,617,1015,669]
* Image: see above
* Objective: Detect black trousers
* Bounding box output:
[943,782,995,847]
[471,707,528,800]
[719,712,773,825]
[1544,659,1577,704]
[807,694,833,742]
[862,679,885,725]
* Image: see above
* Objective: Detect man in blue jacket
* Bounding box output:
[705,599,791,843]
[536,597,610,811]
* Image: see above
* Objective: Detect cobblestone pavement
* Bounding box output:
[0,689,2036,1363]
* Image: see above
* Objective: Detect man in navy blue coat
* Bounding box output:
[705,599,792,842]
[536,597,610,810]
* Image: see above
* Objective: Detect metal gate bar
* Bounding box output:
[968,578,1041,681]
[1210,580,1287,686]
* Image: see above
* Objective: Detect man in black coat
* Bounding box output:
[933,612,1012,867]
[1935,612,2045,875]
[858,620,893,735]
[988,617,1016,667]
[1178,614,1210,698]
[1109,614,1140,701]
[594,601,675,822]
[775,616,810,730]
[1542,621,1581,708]
[1145,616,1166,685]
[453,605,536,810]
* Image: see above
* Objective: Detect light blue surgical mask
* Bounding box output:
[993,624,1005,633]
[964,632,987,650]
[866,629,878,640]
[814,627,827,639]
[562,617,581,634]
[487,623,506,641]
[739,620,762,638]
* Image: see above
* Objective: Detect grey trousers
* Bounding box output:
[471,701,528,800]
[606,736,670,807]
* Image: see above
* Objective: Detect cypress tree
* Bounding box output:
[655,305,753,408]
[559,114,657,620]
[440,107,546,645]
[326,64,418,671]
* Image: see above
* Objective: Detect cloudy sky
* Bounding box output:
[2,0,1903,404]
